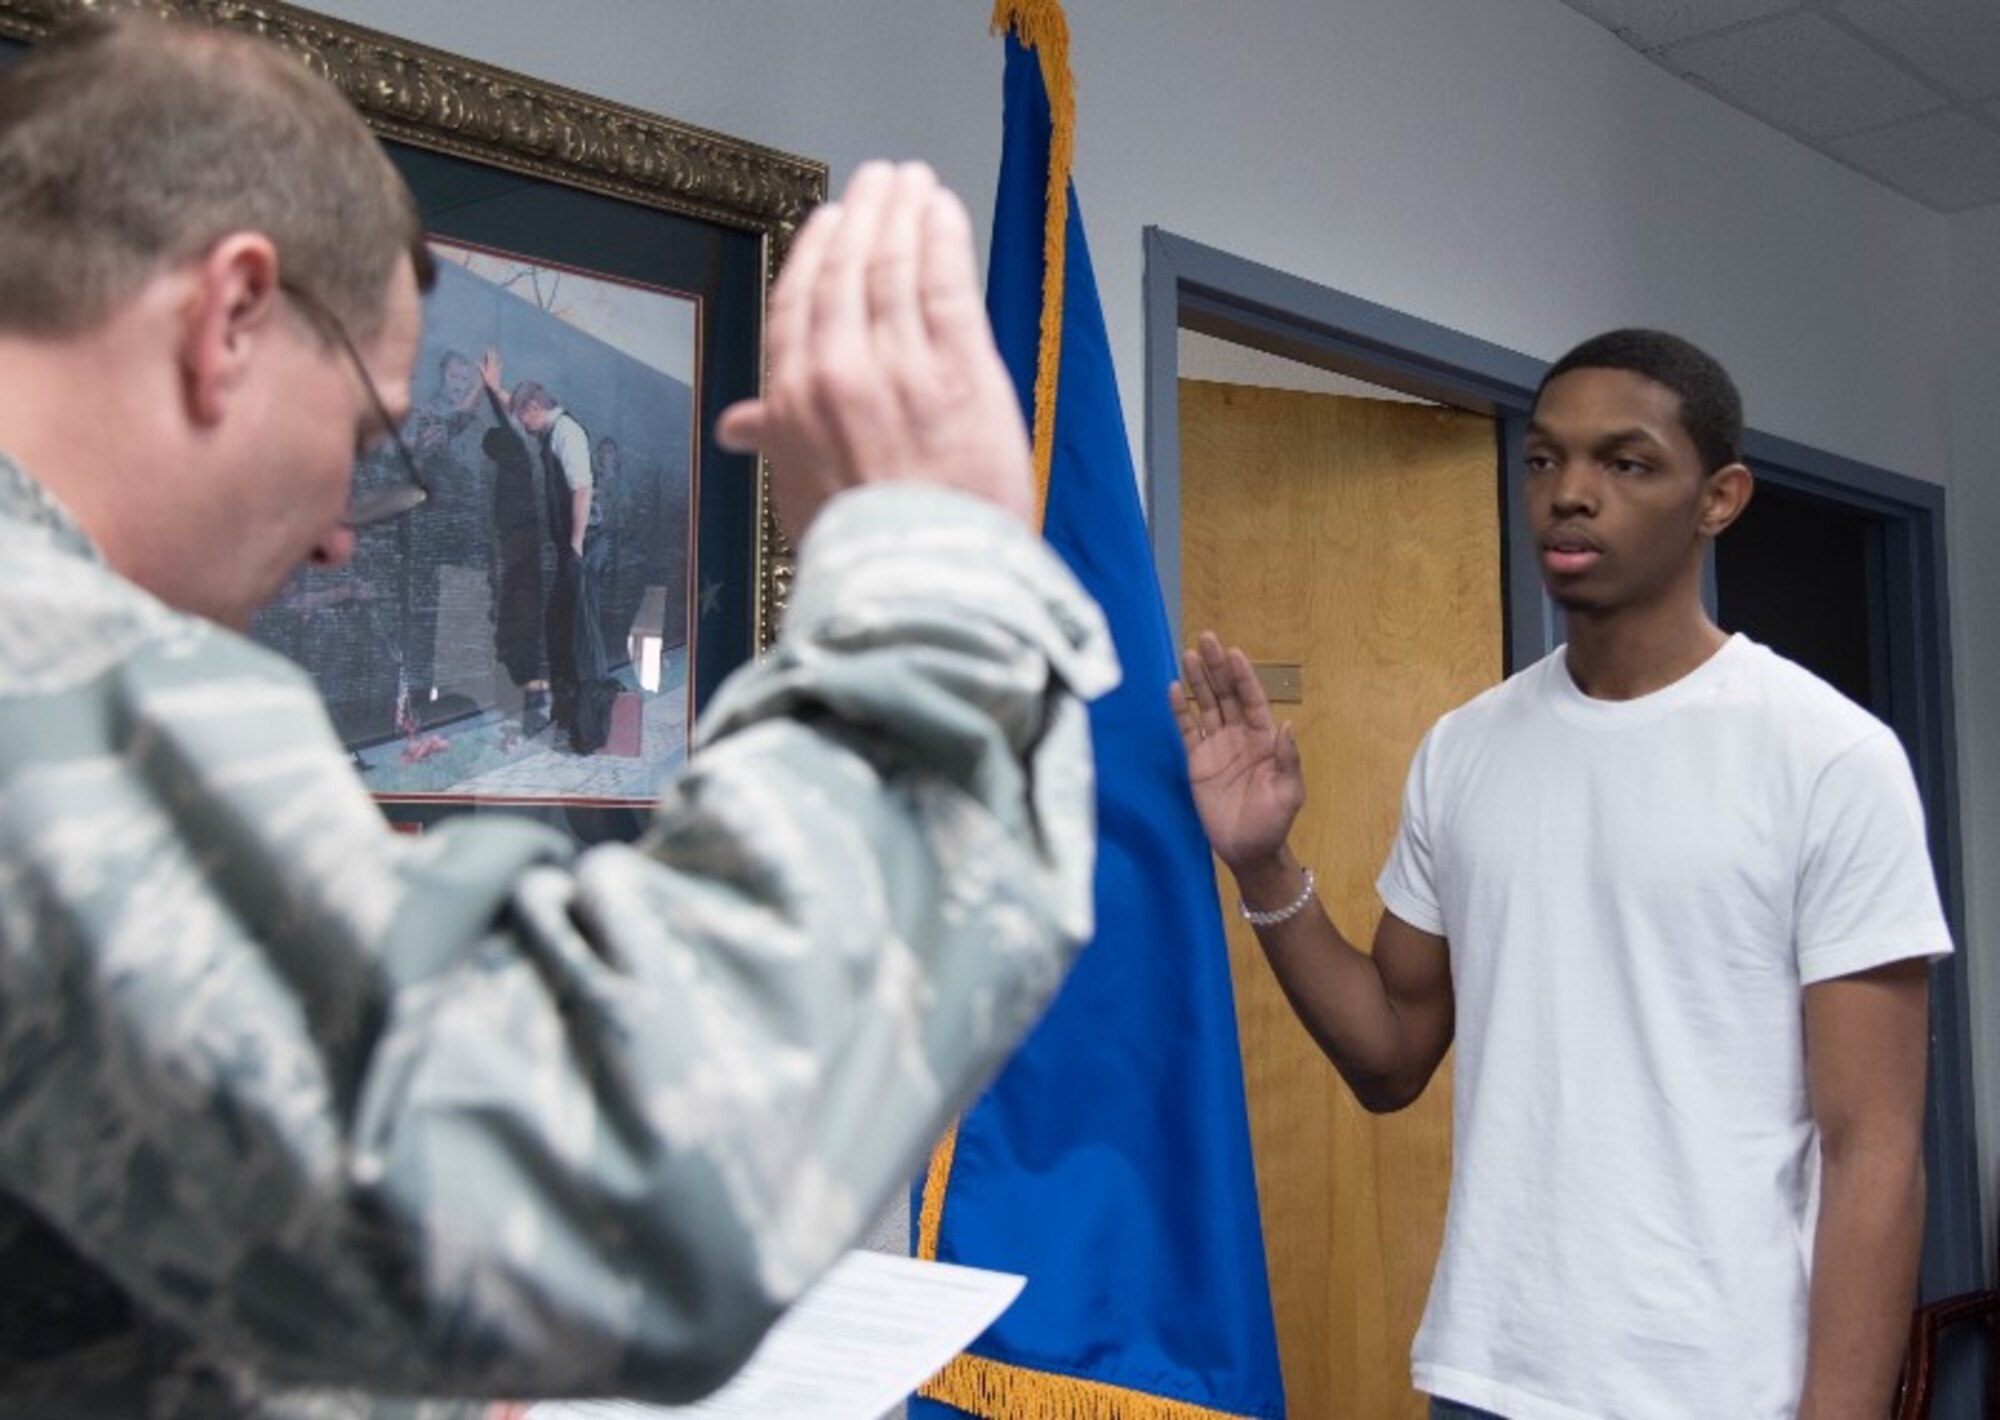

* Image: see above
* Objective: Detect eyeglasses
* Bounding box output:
[278,279,429,529]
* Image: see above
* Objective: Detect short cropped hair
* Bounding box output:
[511,380,556,415]
[0,14,431,343]
[1535,329,1744,475]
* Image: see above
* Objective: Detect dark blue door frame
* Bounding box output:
[1145,226,1985,1416]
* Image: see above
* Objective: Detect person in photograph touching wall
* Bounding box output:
[480,359,617,752]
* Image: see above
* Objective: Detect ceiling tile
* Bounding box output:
[1827,110,2000,210]
[1662,11,1947,138]
[1837,0,2000,102]
[1556,0,1800,53]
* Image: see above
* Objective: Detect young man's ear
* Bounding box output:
[1699,462,1754,538]
[181,232,283,427]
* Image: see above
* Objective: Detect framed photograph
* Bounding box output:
[256,238,704,806]
[0,0,825,841]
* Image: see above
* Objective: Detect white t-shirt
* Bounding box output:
[1377,634,1951,1420]
[546,408,594,494]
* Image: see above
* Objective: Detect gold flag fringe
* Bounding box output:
[915,0,1077,1273]
[919,1349,1267,1420]
[915,1116,959,1262]
[988,0,1074,532]
[914,11,1275,1416]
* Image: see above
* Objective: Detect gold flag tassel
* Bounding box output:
[923,1351,1266,1420]
[914,0,1077,1275]
[991,0,1073,530]
[917,6,1276,1415]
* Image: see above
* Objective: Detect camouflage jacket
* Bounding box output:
[0,456,1115,1418]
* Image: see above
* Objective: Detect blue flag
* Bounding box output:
[911,5,1286,1417]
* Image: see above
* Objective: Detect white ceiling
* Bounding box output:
[1555,0,2000,212]
[1184,1,2000,390]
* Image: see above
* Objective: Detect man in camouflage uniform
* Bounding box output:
[0,16,1113,1419]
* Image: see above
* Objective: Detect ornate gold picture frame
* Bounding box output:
[0,0,825,837]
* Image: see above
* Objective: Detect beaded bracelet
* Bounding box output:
[1238,866,1316,928]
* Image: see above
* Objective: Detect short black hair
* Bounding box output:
[1535,329,1743,475]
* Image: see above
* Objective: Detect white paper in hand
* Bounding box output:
[528,1250,1023,1420]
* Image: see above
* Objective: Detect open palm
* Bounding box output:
[1171,632,1306,870]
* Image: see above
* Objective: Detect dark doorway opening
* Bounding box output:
[1716,481,1884,715]
[1715,477,1985,1415]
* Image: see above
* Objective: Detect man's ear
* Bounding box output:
[181,233,284,427]
[1699,461,1754,539]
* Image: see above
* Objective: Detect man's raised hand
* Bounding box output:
[716,161,1033,543]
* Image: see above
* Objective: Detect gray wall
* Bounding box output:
[312,0,1994,1228]
[1948,205,2000,1233]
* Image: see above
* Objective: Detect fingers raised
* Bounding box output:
[714,398,766,454]
[718,159,1031,536]
[1180,639,1226,740]
[1198,632,1246,729]
[1226,644,1276,731]
[812,162,894,379]
[918,184,988,362]
[766,196,841,401]
[868,163,937,375]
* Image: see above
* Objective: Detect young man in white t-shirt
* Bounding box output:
[1174,329,1950,1420]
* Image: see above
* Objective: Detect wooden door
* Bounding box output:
[1179,380,1502,1419]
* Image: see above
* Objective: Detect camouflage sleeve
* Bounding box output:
[0,485,1114,1407]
